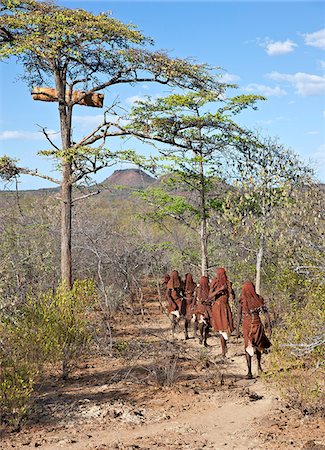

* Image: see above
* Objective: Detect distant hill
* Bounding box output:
[0,168,155,194]
[100,168,156,188]
[1,171,323,204]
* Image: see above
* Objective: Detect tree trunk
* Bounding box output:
[200,216,208,276]
[198,147,208,276]
[61,161,72,288]
[255,235,264,295]
[55,70,73,288]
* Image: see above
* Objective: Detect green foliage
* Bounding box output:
[0,0,146,63]
[0,155,20,181]
[1,280,97,372]
[0,1,226,291]
[114,339,130,358]
[273,184,325,284]
[0,1,219,93]
[127,90,265,274]
[0,360,36,429]
[223,140,312,235]
[221,136,314,292]
[0,279,97,426]
[266,283,325,413]
[35,279,97,377]
[128,90,264,148]
[0,0,223,195]
[138,187,199,223]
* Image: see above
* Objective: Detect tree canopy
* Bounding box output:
[0,0,230,286]
[121,90,265,274]
[0,0,222,94]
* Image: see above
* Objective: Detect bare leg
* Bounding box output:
[184,319,189,340]
[220,335,227,357]
[203,324,209,347]
[193,319,198,338]
[256,349,263,374]
[245,352,253,379]
[171,315,177,339]
[198,322,204,344]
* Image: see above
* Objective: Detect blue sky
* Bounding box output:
[0,1,324,189]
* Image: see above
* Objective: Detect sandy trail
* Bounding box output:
[2,295,323,450]
[41,393,273,450]
[5,341,275,449]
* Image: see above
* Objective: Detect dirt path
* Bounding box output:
[26,348,274,450]
[36,391,273,450]
[2,294,324,450]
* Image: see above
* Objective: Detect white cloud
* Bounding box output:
[220,73,240,83]
[303,29,325,49]
[0,130,59,141]
[125,94,161,106]
[243,83,287,96]
[306,130,320,135]
[73,114,106,127]
[319,60,325,69]
[267,71,325,96]
[125,95,146,105]
[265,39,297,56]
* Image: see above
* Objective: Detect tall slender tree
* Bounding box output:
[121,91,265,275]
[223,136,313,293]
[0,0,222,287]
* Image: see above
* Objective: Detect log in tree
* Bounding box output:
[0,0,223,288]
[121,90,265,276]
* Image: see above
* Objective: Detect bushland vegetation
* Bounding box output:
[0,0,323,432]
[0,175,324,425]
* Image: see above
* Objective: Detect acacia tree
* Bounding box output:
[223,136,313,293]
[120,91,264,276]
[0,0,222,288]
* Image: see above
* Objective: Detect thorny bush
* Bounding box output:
[265,283,325,415]
[0,279,97,428]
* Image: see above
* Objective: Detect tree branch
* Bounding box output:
[36,124,60,150]
[19,167,61,185]
[72,190,100,204]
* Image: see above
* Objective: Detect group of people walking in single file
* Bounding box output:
[163,268,272,379]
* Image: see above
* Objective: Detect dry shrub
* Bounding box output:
[0,361,36,429]
[113,339,130,358]
[0,279,97,427]
[266,284,325,415]
[100,284,125,315]
[269,366,324,415]
[150,353,179,387]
